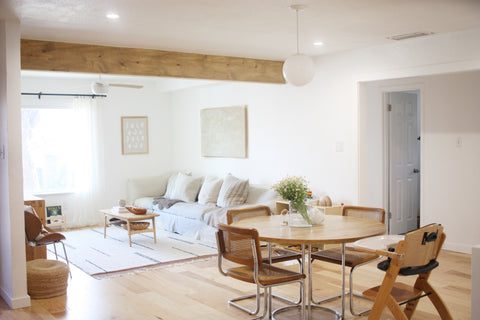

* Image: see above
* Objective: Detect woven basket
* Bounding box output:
[123,221,150,230]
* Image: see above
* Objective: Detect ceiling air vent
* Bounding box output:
[387,31,434,41]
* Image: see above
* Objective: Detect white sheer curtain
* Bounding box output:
[68,97,105,228]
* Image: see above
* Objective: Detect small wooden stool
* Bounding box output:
[27,259,69,299]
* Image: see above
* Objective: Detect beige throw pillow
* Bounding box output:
[171,173,202,202]
[127,174,170,203]
[198,176,223,205]
[164,172,191,199]
[216,174,249,207]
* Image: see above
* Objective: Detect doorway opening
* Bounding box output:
[386,90,421,235]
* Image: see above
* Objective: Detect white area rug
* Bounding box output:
[48,224,217,277]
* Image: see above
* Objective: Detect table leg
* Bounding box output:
[152,216,157,243]
[341,243,346,319]
[272,243,340,320]
[104,215,107,238]
[305,244,309,320]
[127,222,132,247]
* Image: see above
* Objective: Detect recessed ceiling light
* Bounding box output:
[106,13,119,19]
[313,41,324,46]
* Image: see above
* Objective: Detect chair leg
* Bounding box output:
[404,275,452,320]
[59,241,72,278]
[385,294,408,320]
[53,242,59,260]
[228,286,262,315]
[368,264,401,320]
[272,259,303,305]
[423,282,453,320]
[349,260,380,316]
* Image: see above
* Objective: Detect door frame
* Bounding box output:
[382,84,424,234]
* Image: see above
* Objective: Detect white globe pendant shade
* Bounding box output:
[91,81,109,94]
[283,54,315,86]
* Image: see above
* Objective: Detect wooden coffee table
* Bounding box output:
[101,209,159,247]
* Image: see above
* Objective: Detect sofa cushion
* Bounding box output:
[216,174,249,207]
[127,174,170,204]
[171,173,202,203]
[162,202,218,220]
[198,176,223,205]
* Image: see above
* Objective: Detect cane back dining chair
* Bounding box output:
[24,206,71,276]
[310,205,385,315]
[216,223,306,320]
[226,206,303,316]
[359,223,452,320]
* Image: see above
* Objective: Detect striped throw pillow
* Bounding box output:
[216,174,249,207]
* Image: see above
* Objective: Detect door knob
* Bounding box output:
[413,168,420,173]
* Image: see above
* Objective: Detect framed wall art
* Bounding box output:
[200,105,247,158]
[121,116,149,155]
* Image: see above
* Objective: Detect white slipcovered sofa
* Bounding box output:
[127,172,276,242]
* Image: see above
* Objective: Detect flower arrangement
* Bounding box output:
[272,175,312,224]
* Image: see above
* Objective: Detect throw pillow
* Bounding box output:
[216,174,249,207]
[164,173,180,199]
[198,176,223,205]
[171,173,202,202]
[164,171,191,199]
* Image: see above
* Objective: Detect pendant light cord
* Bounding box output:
[296,8,300,54]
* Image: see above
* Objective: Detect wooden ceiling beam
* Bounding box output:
[20,39,286,84]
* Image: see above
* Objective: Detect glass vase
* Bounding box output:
[288,201,312,228]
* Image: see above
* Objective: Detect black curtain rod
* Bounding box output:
[21,92,107,99]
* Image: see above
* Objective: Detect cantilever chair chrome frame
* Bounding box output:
[226,206,303,316]
[310,205,385,316]
[216,223,306,319]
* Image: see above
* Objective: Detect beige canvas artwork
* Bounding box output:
[121,116,149,155]
[200,105,247,158]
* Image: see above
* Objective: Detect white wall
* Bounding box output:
[361,71,480,253]
[0,19,30,309]
[169,82,354,202]
[169,28,480,253]
[20,76,172,226]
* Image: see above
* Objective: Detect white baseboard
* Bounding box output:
[0,286,30,309]
[443,241,472,254]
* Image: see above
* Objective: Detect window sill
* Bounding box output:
[27,191,75,196]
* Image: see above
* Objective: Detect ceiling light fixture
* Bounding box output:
[91,75,109,95]
[283,4,315,87]
[106,13,119,19]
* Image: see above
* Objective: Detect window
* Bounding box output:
[22,107,77,193]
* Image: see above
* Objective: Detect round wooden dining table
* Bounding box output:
[232,214,387,319]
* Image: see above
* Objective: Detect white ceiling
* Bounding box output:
[5,0,480,61]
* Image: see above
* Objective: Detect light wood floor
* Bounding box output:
[0,249,471,319]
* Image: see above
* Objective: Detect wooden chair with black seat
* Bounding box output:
[310,205,385,316]
[357,223,452,320]
[216,223,306,319]
[24,206,71,276]
[226,206,303,315]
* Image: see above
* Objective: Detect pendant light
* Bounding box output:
[91,74,109,95]
[283,4,315,86]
